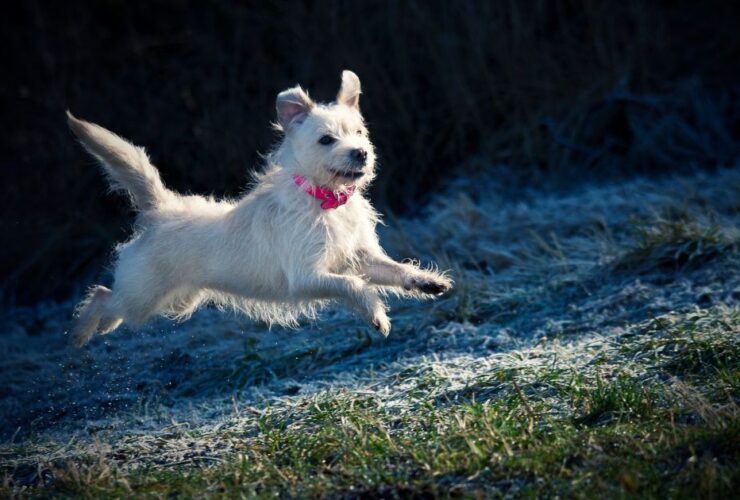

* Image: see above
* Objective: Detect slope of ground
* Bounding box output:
[1,167,739,497]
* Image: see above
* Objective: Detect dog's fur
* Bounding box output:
[67,71,452,346]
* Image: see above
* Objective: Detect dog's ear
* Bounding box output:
[276,86,314,130]
[336,70,361,109]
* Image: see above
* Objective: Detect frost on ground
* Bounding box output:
[1,167,739,496]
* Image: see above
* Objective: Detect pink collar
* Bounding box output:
[293,174,355,210]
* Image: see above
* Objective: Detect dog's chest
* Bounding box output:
[318,206,367,269]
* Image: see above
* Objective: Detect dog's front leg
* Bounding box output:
[290,272,391,336]
[359,253,453,296]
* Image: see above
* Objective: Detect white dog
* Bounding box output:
[67,70,452,346]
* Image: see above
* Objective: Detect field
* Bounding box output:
[2,166,739,497]
[2,2,739,495]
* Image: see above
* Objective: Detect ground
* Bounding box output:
[1,167,739,497]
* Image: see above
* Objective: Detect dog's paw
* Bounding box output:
[406,273,453,296]
[371,312,391,337]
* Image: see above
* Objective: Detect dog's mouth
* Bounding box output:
[328,168,365,181]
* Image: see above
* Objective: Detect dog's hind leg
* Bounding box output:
[73,279,173,345]
[166,289,206,321]
[98,315,123,335]
[71,285,119,346]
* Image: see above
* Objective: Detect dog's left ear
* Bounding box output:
[336,70,361,109]
[277,86,315,130]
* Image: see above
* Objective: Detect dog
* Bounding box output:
[67,70,452,346]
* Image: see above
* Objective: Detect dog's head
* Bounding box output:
[275,71,376,191]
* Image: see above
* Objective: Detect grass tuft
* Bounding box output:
[614,212,738,273]
[571,375,657,425]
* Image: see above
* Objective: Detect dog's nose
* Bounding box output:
[351,148,368,164]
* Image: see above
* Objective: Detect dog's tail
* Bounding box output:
[67,111,176,211]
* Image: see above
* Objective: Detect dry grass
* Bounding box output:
[614,212,739,274]
[2,1,738,304]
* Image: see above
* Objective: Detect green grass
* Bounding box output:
[570,374,658,425]
[7,307,737,498]
[34,395,737,498]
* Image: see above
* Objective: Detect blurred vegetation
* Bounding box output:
[1,0,738,305]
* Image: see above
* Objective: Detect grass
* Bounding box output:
[4,306,738,498]
[614,212,738,274]
[3,169,740,497]
[570,374,657,425]
[625,306,740,398]
[211,330,377,391]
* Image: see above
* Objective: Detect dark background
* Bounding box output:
[1,0,738,307]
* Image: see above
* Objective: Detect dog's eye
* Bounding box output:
[357,129,364,135]
[318,135,336,145]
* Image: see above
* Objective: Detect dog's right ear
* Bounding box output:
[337,70,361,109]
[276,86,314,130]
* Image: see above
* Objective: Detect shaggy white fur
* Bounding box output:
[67,71,452,346]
